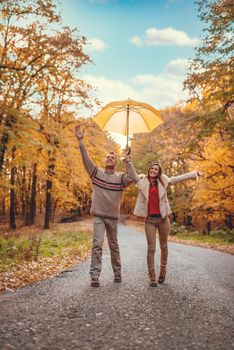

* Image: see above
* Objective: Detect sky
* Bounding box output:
[59,0,203,146]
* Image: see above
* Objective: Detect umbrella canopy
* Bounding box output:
[92,99,163,144]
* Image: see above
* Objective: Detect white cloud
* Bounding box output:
[129,35,143,47]
[164,58,190,77]
[131,74,187,107]
[130,27,199,47]
[83,75,141,105]
[82,58,189,113]
[86,38,108,52]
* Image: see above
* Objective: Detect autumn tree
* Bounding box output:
[189,133,234,230]
[0,0,95,228]
[184,0,234,138]
[0,0,61,169]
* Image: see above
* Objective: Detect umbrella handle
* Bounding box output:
[126,103,130,148]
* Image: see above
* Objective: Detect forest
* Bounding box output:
[0,0,233,234]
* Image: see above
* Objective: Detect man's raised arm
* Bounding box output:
[122,146,138,187]
[75,125,97,178]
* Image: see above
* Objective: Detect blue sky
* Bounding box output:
[60,0,203,144]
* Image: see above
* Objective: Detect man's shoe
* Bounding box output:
[91,277,100,287]
[114,276,122,283]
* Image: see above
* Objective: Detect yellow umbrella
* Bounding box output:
[92,99,163,146]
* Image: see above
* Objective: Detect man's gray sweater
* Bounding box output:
[79,142,137,219]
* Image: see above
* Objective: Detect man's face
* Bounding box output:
[105,153,117,167]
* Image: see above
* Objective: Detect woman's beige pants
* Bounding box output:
[144,216,170,280]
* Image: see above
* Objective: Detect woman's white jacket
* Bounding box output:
[134,171,198,218]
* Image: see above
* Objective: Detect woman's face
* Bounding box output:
[149,164,160,178]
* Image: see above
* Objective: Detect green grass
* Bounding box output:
[39,231,91,257]
[0,228,92,272]
[170,222,234,245]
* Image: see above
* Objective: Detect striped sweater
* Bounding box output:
[79,141,137,219]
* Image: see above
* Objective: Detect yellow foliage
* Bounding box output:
[190,134,234,222]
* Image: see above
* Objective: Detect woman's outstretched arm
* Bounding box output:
[167,170,202,186]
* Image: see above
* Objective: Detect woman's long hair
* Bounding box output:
[147,163,165,188]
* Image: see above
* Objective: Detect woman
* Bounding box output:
[134,163,201,287]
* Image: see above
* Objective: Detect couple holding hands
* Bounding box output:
[75,125,201,288]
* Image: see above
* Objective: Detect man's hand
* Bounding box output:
[75,125,84,140]
[125,145,131,155]
[124,145,131,163]
[197,171,202,177]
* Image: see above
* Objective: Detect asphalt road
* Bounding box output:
[0,224,234,350]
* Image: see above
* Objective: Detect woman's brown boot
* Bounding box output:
[158,265,166,284]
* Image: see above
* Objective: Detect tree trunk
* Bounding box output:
[28,163,37,225]
[0,132,8,173]
[21,166,26,218]
[172,212,177,223]
[9,146,16,229]
[225,214,233,230]
[44,178,52,229]
[25,168,31,225]
[0,115,14,173]
[206,221,211,234]
[44,160,55,229]
[51,199,58,222]
[37,182,43,214]
[39,191,43,213]
[1,197,6,216]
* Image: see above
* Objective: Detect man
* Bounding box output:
[75,125,137,287]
